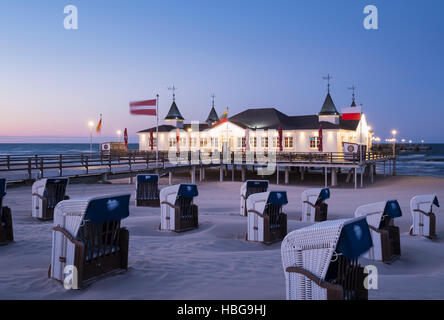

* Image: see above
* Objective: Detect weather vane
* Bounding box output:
[168,86,177,101]
[323,74,332,93]
[211,94,216,108]
[348,84,357,105]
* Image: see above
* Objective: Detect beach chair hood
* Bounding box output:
[136,174,159,184]
[302,188,330,203]
[282,217,372,281]
[247,191,288,214]
[178,184,198,198]
[160,184,198,204]
[84,195,130,224]
[354,200,402,229]
[319,188,330,201]
[240,180,269,197]
[410,194,440,212]
[53,193,131,237]
[384,200,402,218]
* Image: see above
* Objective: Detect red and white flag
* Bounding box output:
[129,99,157,115]
[341,106,362,121]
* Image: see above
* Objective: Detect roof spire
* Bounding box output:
[168,85,177,102]
[348,84,357,107]
[211,93,215,109]
[323,74,332,93]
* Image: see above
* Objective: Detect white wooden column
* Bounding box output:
[189,166,195,184]
[354,169,357,189]
[331,167,337,187]
[169,171,173,185]
[324,167,328,188]
[360,166,364,188]
[276,166,280,185]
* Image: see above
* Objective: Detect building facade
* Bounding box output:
[138,92,372,153]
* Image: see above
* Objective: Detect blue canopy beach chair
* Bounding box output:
[0,178,14,245]
[50,193,130,289]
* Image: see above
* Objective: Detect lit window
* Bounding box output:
[260,137,269,148]
[310,137,320,149]
[149,138,157,148]
[284,137,293,148]
[273,137,278,148]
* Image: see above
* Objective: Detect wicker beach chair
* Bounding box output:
[354,200,402,263]
[240,180,269,216]
[410,194,440,239]
[301,188,330,222]
[32,178,69,220]
[135,174,160,207]
[0,178,13,245]
[49,193,130,289]
[160,184,198,232]
[281,217,372,300]
[246,191,288,244]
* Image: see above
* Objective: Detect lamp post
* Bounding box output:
[116,130,122,142]
[391,130,397,157]
[88,121,94,153]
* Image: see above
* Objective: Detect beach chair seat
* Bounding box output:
[135,174,160,207]
[240,180,269,216]
[410,194,439,239]
[32,178,69,221]
[49,193,130,289]
[160,184,198,232]
[354,200,402,263]
[301,188,330,222]
[0,179,13,245]
[282,217,372,300]
[246,191,288,244]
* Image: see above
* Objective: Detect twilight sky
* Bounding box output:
[0,0,443,143]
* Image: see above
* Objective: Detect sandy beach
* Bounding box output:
[1,174,444,300]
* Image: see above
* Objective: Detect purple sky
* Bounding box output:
[1,0,443,143]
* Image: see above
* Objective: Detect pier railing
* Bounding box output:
[0,150,393,180]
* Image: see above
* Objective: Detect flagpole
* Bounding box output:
[156,94,159,168]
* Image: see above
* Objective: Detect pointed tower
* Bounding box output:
[318,92,340,124]
[165,86,184,128]
[206,94,219,126]
[319,74,340,124]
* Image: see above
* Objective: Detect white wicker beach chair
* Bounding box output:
[281,217,372,300]
[135,174,160,207]
[246,191,288,244]
[354,200,402,263]
[240,180,269,216]
[32,177,69,220]
[160,184,198,232]
[410,194,440,239]
[301,188,330,222]
[49,193,130,289]
[0,178,13,245]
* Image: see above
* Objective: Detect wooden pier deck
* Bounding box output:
[0,151,395,189]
